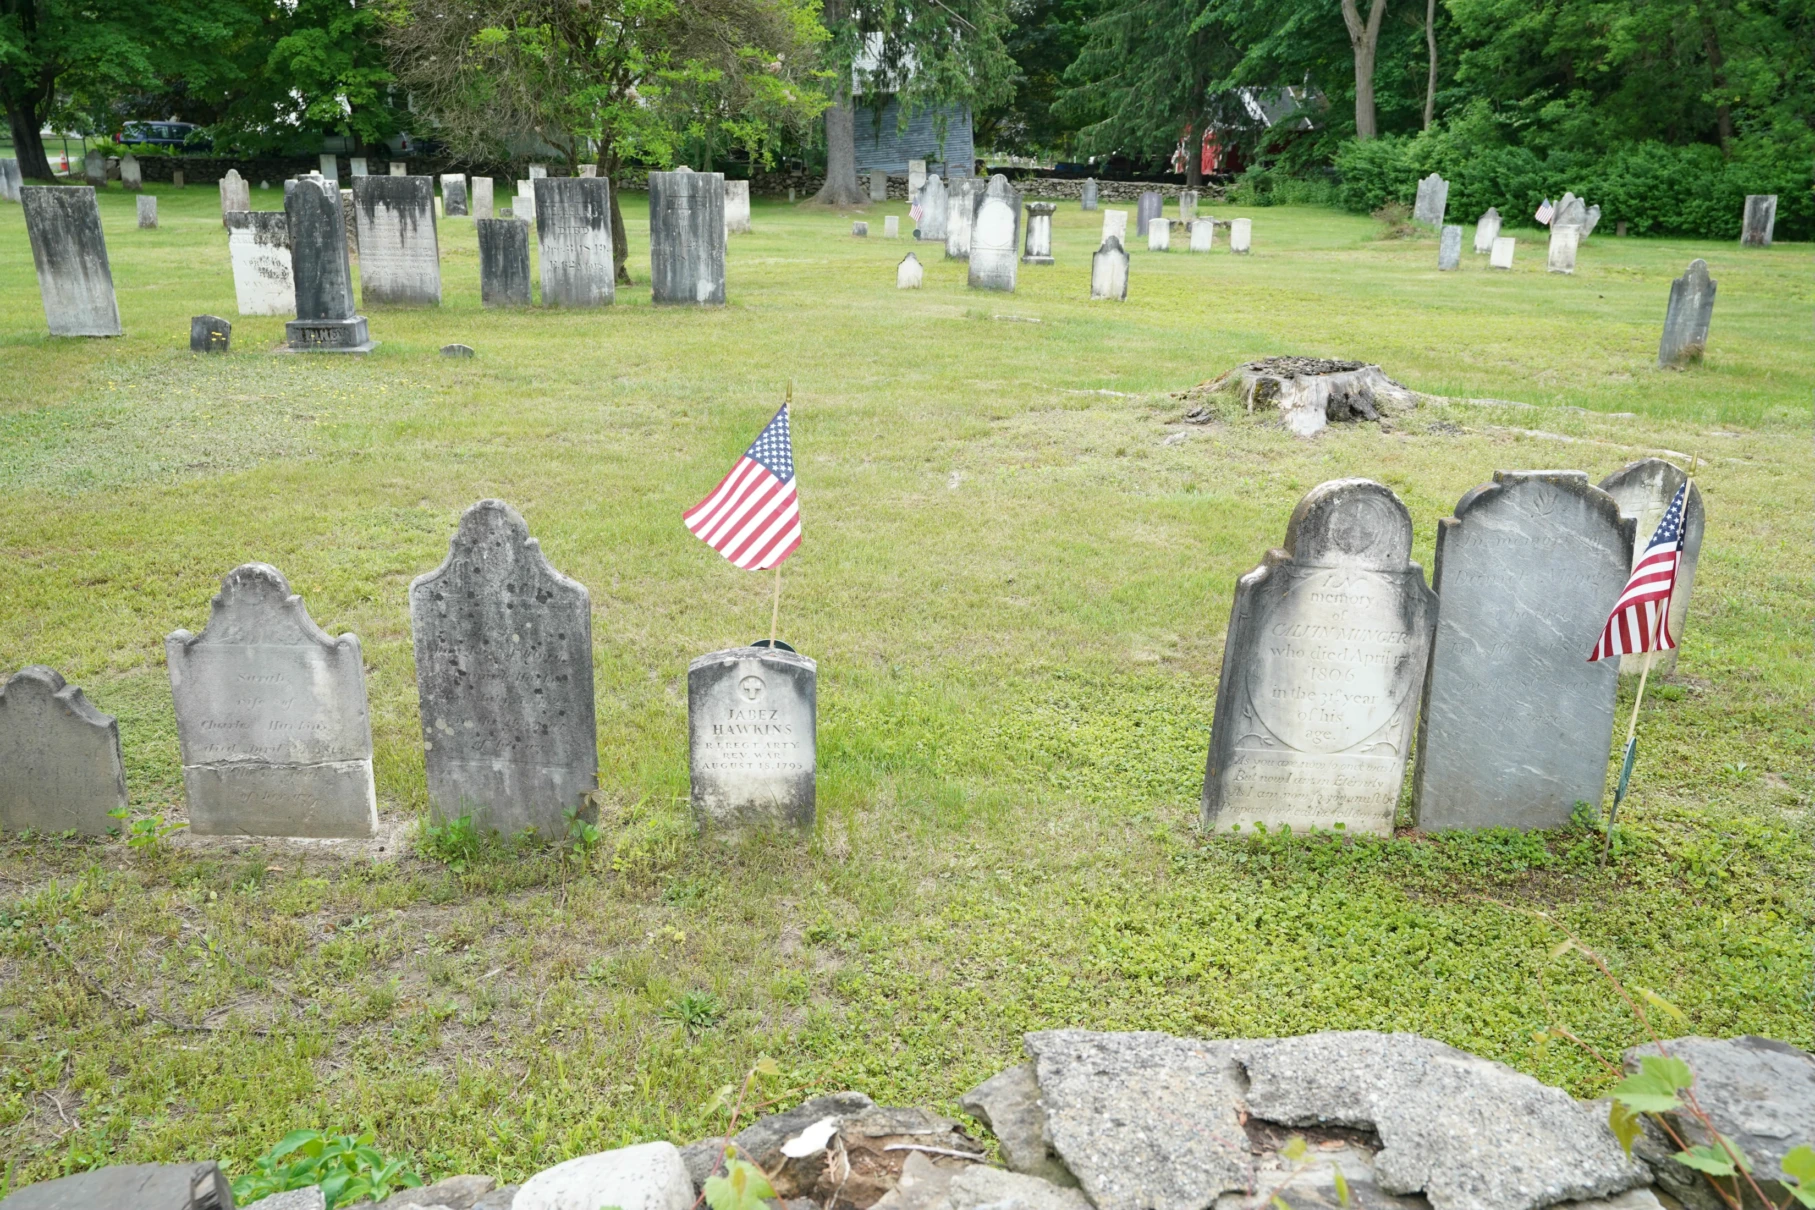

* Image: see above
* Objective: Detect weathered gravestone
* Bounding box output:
[341,185,360,251]
[1598,459,1704,678]
[0,157,22,202]
[528,162,547,179]
[171,169,184,188]
[883,215,899,238]
[284,174,375,352]
[219,169,250,225]
[852,221,868,237]
[1582,204,1601,237]
[1547,225,1579,274]
[1135,190,1162,237]
[1438,225,1462,270]
[1411,471,1633,830]
[440,173,468,217]
[283,179,297,199]
[1657,259,1716,369]
[897,252,923,289]
[724,179,752,234]
[441,343,474,358]
[389,161,407,176]
[471,176,494,220]
[349,157,367,178]
[1090,236,1129,301]
[1080,178,1098,210]
[410,500,597,836]
[517,179,533,199]
[352,175,441,306]
[1204,480,1437,836]
[1489,236,1516,269]
[318,153,339,182]
[478,217,533,307]
[908,159,927,196]
[1023,202,1055,265]
[648,170,727,305]
[1230,217,1253,253]
[945,178,976,259]
[1147,217,1171,252]
[1552,193,1585,231]
[166,563,377,838]
[535,176,615,307]
[1101,209,1128,244]
[968,174,1021,291]
[579,164,597,177]
[83,150,105,187]
[1473,208,1500,254]
[137,195,157,228]
[226,211,294,316]
[1189,218,1214,252]
[689,646,817,831]
[21,187,122,337]
[120,154,142,191]
[515,190,536,225]
[1741,195,1776,247]
[1412,173,1448,227]
[0,1160,233,1210]
[189,315,231,353]
[0,667,126,836]
[1179,191,1198,222]
[869,170,888,202]
[917,175,948,241]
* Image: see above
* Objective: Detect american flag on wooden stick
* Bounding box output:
[1588,483,1687,661]
[683,404,801,570]
[1535,199,1556,225]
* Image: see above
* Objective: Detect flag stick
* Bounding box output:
[770,565,782,645]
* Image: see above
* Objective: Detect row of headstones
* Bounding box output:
[0,501,814,840]
[1416,171,1779,253]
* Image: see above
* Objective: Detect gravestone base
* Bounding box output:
[283,316,377,353]
[185,762,377,838]
[1189,358,1418,437]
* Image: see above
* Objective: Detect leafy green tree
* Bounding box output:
[976,0,1098,157]
[211,0,401,154]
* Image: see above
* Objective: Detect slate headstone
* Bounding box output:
[389,161,407,176]
[471,175,494,220]
[1473,208,1500,254]
[648,170,727,305]
[1101,209,1127,243]
[120,154,142,191]
[1412,173,1448,227]
[689,647,817,831]
[1090,236,1128,301]
[441,343,475,358]
[1598,459,1704,678]
[284,174,374,352]
[21,186,122,337]
[908,159,927,196]
[917,175,948,241]
[349,157,368,178]
[478,217,533,307]
[945,178,976,260]
[190,315,231,353]
[968,174,1020,291]
[1547,225,1579,274]
[1230,217,1252,253]
[409,500,597,835]
[0,157,22,202]
[1411,471,1633,830]
[852,220,868,237]
[1204,480,1437,836]
[1582,204,1601,238]
[1023,202,1055,265]
[1189,218,1214,252]
[1080,178,1098,210]
[1135,190,1162,237]
[1741,195,1776,247]
[1179,191,1198,223]
[167,563,377,838]
[1489,236,1515,269]
[1656,258,1716,369]
[883,214,900,238]
[226,211,294,317]
[219,169,250,224]
[318,153,339,182]
[897,252,923,289]
[137,195,157,228]
[535,176,615,307]
[1147,217,1170,252]
[1438,224,1462,270]
[83,149,105,187]
[870,170,888,202]
[352,174,441,306]
[0,666,126,836]
[724,179,752,234]
[441,173,469,216]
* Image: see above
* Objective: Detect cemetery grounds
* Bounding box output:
[0,187,1809,1187]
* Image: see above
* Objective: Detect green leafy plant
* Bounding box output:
[705,1157,777,1210]
[107,806,186,852]
[563,804,601,859]
[229,1129,423,1209]
[662,990,726,1036]
[418,813,484,870]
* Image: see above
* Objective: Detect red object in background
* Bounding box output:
[1202,129,1245,176]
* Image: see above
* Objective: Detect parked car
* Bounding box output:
[118,121,210,151]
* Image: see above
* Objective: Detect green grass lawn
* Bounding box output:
[1,183,1809,1189]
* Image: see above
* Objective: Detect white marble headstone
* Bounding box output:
[1147,217,1170,252]
[689,647,817,832]
[1547,225,1579,274]
[1189,218,1214,252]
[1473,208,1500,253]
[1090,236,1128,301]
[897,252,923,289]
[967,174,1020,291]
[227,211,295,316]
[1489,236,1515,269]
[1230,217,1252,253]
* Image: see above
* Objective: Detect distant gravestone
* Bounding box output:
[1204,480,1437,836]
[689,647,817,832]
[389,161,407,176]
[171,169,184,189]
[1582,204,1602,238]
[1598,459,1704,679]
[1178,191,1198,223]
[219,169,250,224]
[167,563,377,838]
[1412,173,1448,227]
[1081,178,1098,210]
[1438,225,1462,270]
[1189,218,1214,253]
[1090,235,1129,301]
[471,176,494,219]
[0,158,22,202]
[441,343,475,358]
[945,178,976,260]
[528,163,547,179]
[1147,217,1171,252]
[1657,258,1716,369]
[1552,193,1585,231]
[441,173,469,217]
[515,190,536,225]
[1101,209,1128,244]
[1473,208,1500,254]
[1547,225,1579,274]
[517,179,533,199]
[1741,195,1776,247]
[137,195,157,228]
[21,187,122,337]
[0,667,126,836]
[869,170,888,202]
[189,315,231,353]
[908,159,927,196]
[724,179,752,234]
[226,211,293,317]
[318,153,339,182]
[1230,217,1253,253]
[535,176,615,307]
[1411,471,1633,830]
[352,175,441,306]
[1023,202,1055,265]
[579,165,597,177]
[349,157,368,178]
[968,174,1020,292]
[120,154,142,191]
[1489,236,1515,269]
[284,174,374,352]
[897,252,923,289]
[917,175,948,241]
[339,188,358,255]
[410,499,597,836]
[883,215,900,238]
[649,170,727,305]
[1135,190,1162,236]
[852,220,868,237]
[477,217,532,307]
[83,150,105,187]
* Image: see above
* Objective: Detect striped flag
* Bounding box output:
[683,404,801,570]
[1535,199,1555,225]
[1588,484,1687,661]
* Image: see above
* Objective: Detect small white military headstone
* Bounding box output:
[1489,235,1515,269]
[724,179,752,234]
[897,252,923,289]
[440,173,469,217]
[1189,218,1214,252]
[1090,235,1129,301]
[649,170,727,304]
[535,176,616,307]
[1598,459,1704,678]
[1547,224,1579,274]
[945,178,976,260]
[471,175,494,219]
[1473,208,1500,253]
[1022,202,1055,265]
[1438,224,1462,270]
[1740,195,1776,247]
[1230,217,1252,253]
[1656,259,1716,369]
[1147,217,1171,252]
[137,195,157,228]
[352,175,442,306]
[883,214,899,238]
[226,211,294,317]
[318,153,339,182]
[968,174,1020,291]
[0,667,126,836]
[21,186,122,337]
[917,175,948,241]
[689,647,817,832]
[349,157,367,178]
[478,217,533,307]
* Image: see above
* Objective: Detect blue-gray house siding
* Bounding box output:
[852,98,975,177]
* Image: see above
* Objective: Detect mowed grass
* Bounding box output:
[0,184,1809,1187]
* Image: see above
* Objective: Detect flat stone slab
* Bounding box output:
[681,1091,876,1190]
[0,1161,232,1209]
[0,666,126,836]
[958,1062,1077,1186]
[516,1141,692,1210]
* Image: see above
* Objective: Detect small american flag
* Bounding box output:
[1535,199,1555,225]
[683,404,801,570]
[1589,484,1687,661]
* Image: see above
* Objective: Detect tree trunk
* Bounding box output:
[1423,0,1438,130]
[1185,124,1202,188]
[1702,18,1732,156]
[813,85,865,206]
[599,146,632,286]
[1340,0,1389,140]
[3,76,57,180]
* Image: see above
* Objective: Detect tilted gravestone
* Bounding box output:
[227,211,294,317]
[83,149,105,187]
[1101,208,1128,244]
[1080,178,1098,210]
[409,500,597,836]
[1582,204,1601,237]
[1438,225,1462,270]
[1230,217,1253,253]
[190,315,231,353]
[166,564,377,838]
[916,175,948,241]
[0,157,22,202]
[1657,259,1716,369]
[968,174,1021,291]
[870,170,888,202]
[1203,480,1437,836]
[1489,236,1516,269]
[120,154,142,191]
[219,169,250,225]
[1552,193,1586,231]
[1090,236,1129,301]
[284,174,374,352]
[21,187,122,337]
[689,647,817,831]
[352,175,441,306]
[883,215,899,238]
[648,170,727,305]
[1147,217,1171,252]
[1189,218,1214,252]
[1411,471,1634,830]
[1023,202,1055,265]
[440,173,468,217]
[1473,208,1500,254]
[1740,195,1776,247]
[1547,225,1579,274]
[1598,459,1704,678]
[724,179,752,234]
[471,176,494,220]
[137,195,157,228]
[1135,190,1162,237]
[1412,173,1448,227]
[945,178,976,260]
[535,176,615,307]
[0,667,126,836]
[897,252,923,289]
[1179,191,1199,222]
[477,217,532,307]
